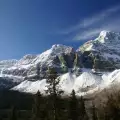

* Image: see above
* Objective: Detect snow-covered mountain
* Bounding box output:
[0,59,17,72]
[78,30,120,70]
[1,30,120,95]
[2,44,76,79]
[12,69,120,96]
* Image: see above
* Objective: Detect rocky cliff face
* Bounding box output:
[1,44,77,80]
[0,59,17,70]
[77,31,120,71]
[1,30,120,84]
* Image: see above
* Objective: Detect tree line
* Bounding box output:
[2,68,120,120]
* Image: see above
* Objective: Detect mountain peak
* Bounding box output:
[79,30,120,53]
[1,30,120,95]
[51,44,74,54]
[96,30,120,44]
[52,44,63,48]
[51,44,72,49]
[99,30,110,37]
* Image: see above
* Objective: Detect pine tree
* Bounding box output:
[46,68,64,120]
[79,96,88,120]
[32,91,45,120]
[0,117,2,120]
[69,89,79,120]
[91,102,98,120]
[9,106,17,120]
[105,94,120,120]
[104,110,109,120]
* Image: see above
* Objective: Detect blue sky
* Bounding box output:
[0,0,120,60]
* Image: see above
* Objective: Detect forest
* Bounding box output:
[0,68,120,120]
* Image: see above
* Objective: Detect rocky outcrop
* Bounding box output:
[1,44,78,80]
[1,31,120,81]
[77,31,120,71]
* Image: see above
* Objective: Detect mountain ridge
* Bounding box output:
[0,30,120,95]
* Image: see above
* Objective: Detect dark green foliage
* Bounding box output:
[79,96,88,120]
[91,102,98,120]
[104,110,109,120]
[0,77,18,90]
[32,91,43,120]
[104,94,120,120]
[2,83,120,120]
[46,68,64,96]
[69,90,79,120]
[0,90,33,110]
[9,106,17,120]
[46,68,64,120]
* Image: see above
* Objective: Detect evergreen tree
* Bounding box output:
[79,96,88,120]
[46,68,64,120]
[91,102,98,120]
[69,89,79,120]
[105,94,120,120]
[32,91,45,120]
[104,110,109,120]
[9,106,17,120]
[0,117,2,120]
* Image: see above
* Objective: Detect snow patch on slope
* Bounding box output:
[12,69,120,95]
[59,73,76,93]
[13,79,47,94]
[73,72,102,91]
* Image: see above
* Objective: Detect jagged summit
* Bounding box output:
[1,30,120,95]
[0,44,76,79]
[96,30,120,44]
[52,44,67,48]
[0,59,18,64]
[99,30,110,36]
[1,30,120,79]
[51,44,74,54]
[97,30,110,43]
[79,30,120,51]
[0,59,18,69]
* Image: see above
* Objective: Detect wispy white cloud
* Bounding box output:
[60,5,120,41]
[81,5,120,28]
[73,18,120,40]
[62,5,120,35]
[73,29,101,40]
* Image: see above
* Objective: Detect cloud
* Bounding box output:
[73,18,120,41]
[81,5,120,28]
[61,5,120,39]
[73,29,101,40]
